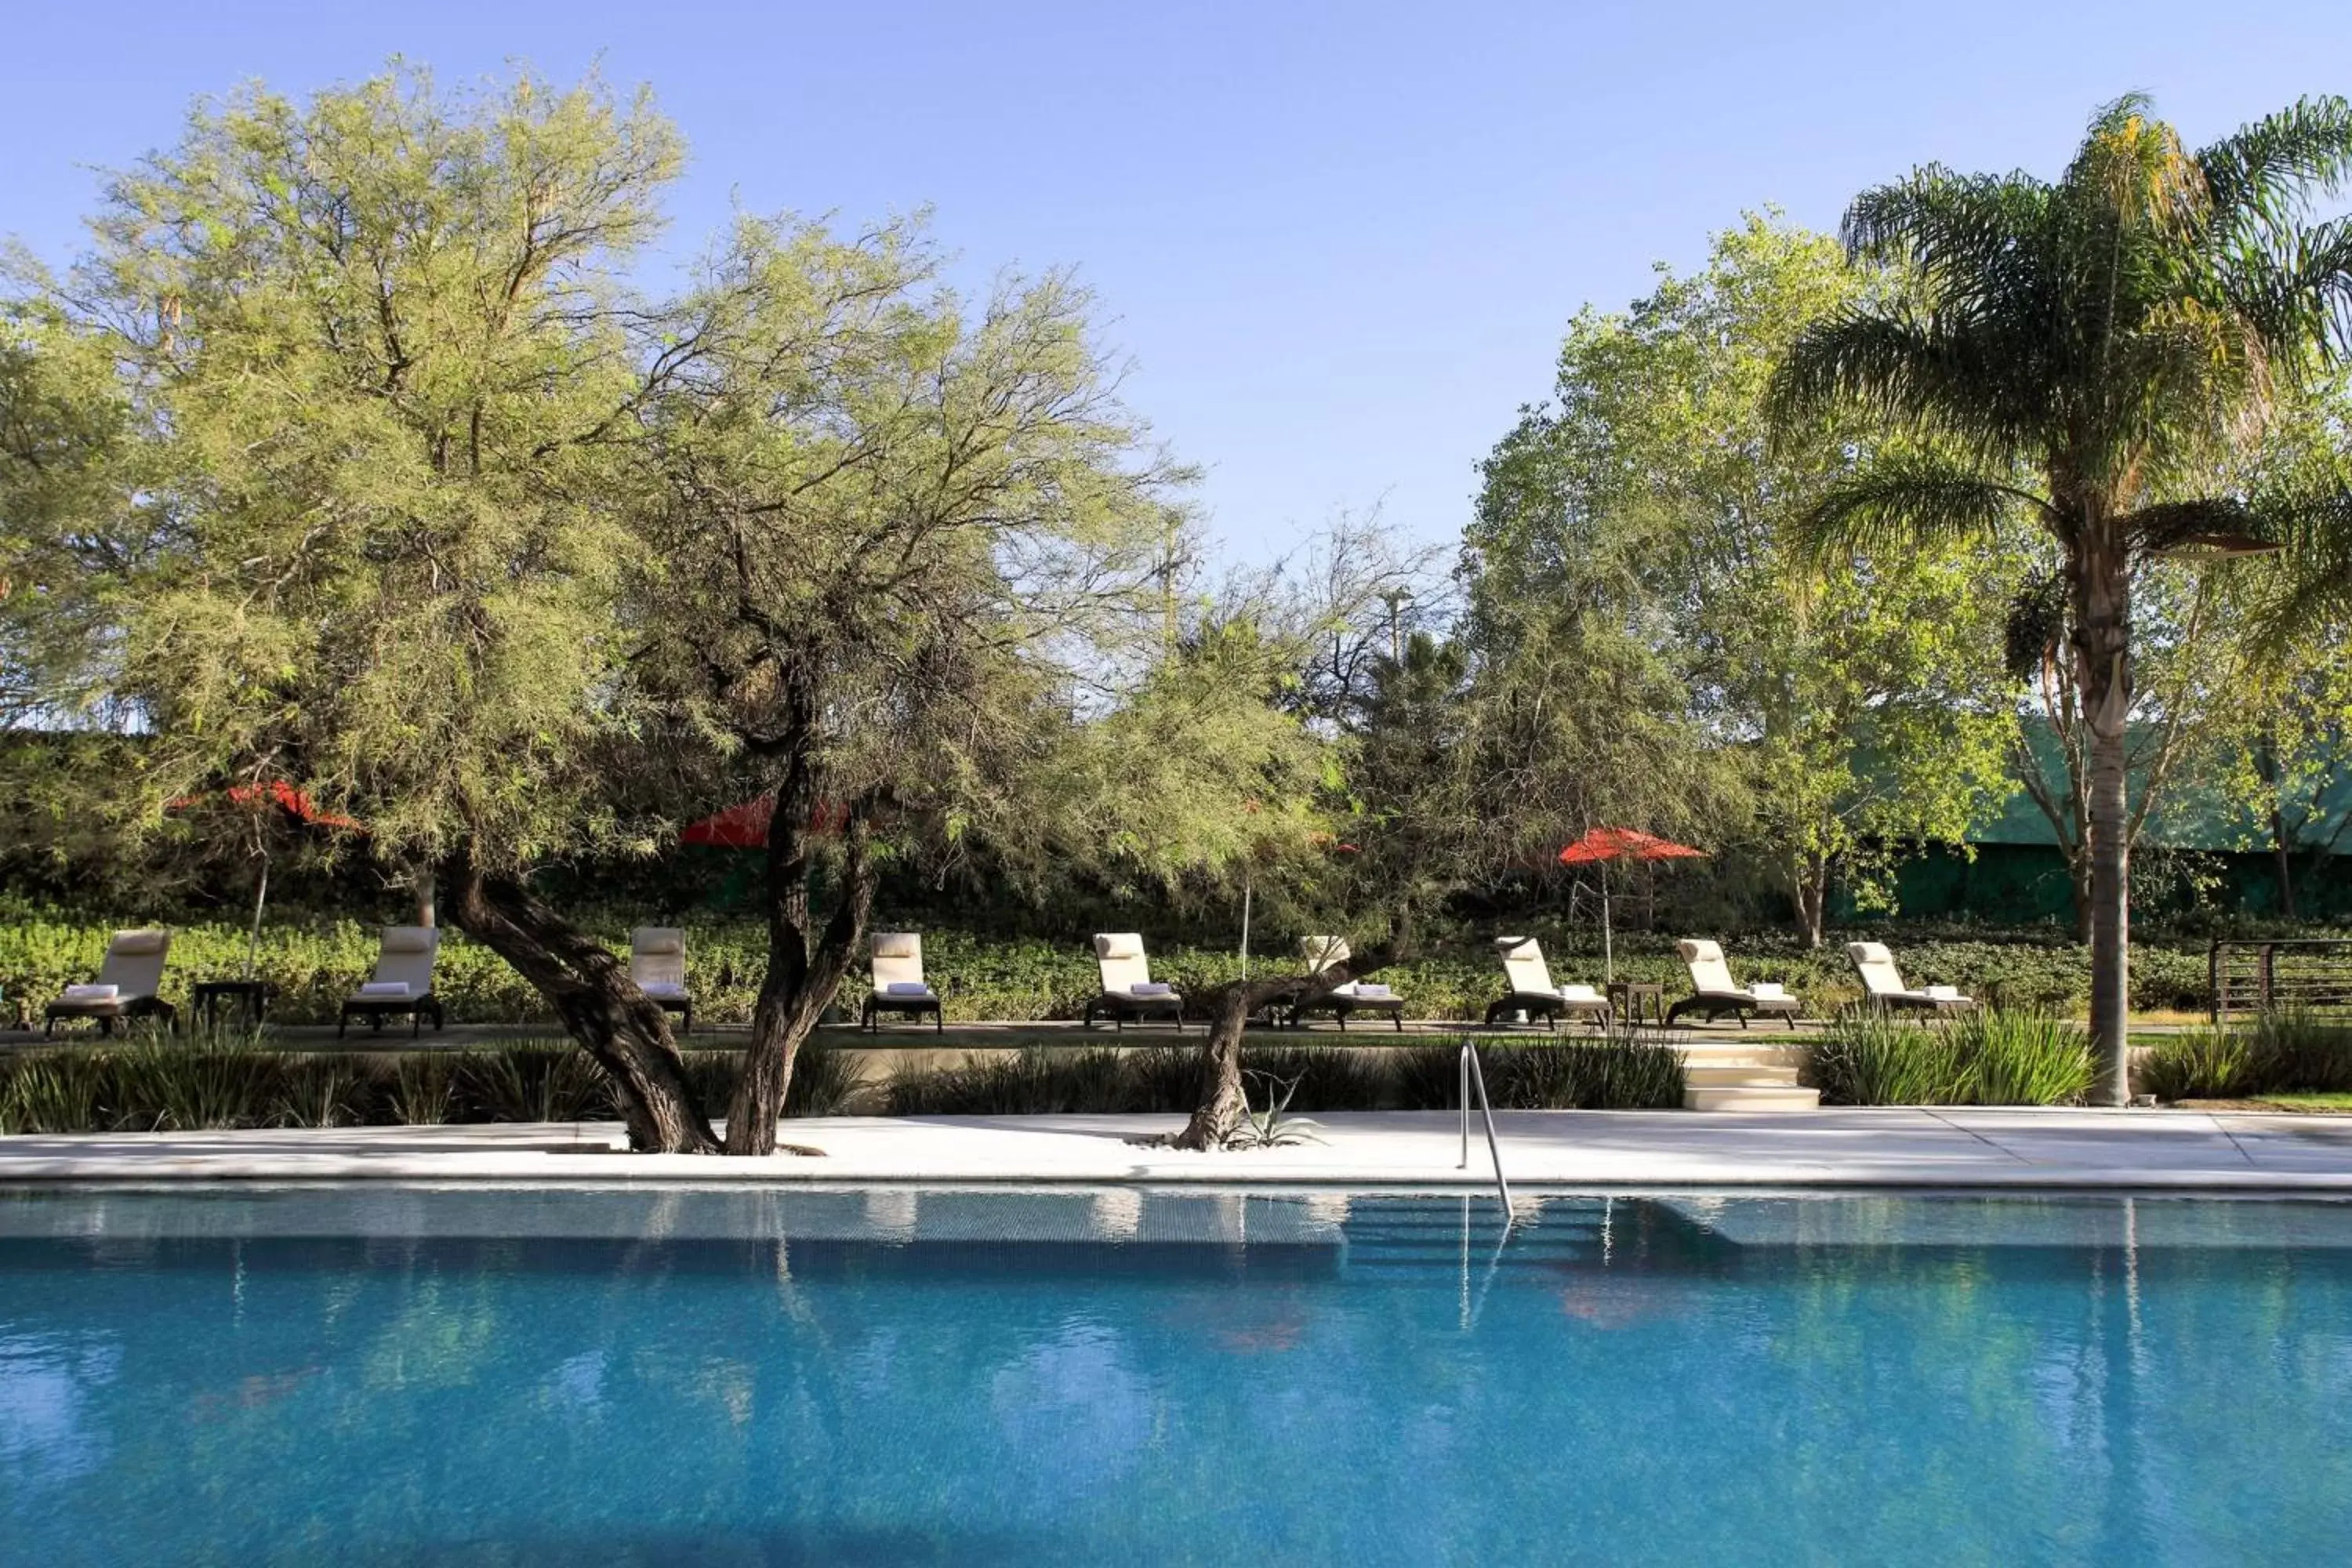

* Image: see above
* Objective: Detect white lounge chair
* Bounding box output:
[43,929,176,1036]
[1848,942,1976,1015]
[1482,937,1610,1030]
[863,931,943,1033]
[631,927,694,1033]
[1289,936,1405,1032]
[1083,933,1184,1032]
[1668,939,1800,1028]
[338,926,445,1038]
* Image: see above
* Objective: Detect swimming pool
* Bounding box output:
[2,1186,2347,1564]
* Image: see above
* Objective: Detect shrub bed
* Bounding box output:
[879,1037,1686,1116]
[2138,1014,2352,1102]
[0,1038,866,1134]
[1803,1009,2094,1106]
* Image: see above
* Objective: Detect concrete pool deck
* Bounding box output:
[4,1107,2352,1190]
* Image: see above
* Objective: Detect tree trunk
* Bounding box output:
[1168,986,1261,1150]
[1167,942,1402,1151]
[2074,535,2133,1107]
[724,776,876,1156]
[1791,851,1828,949]
[442,855,720,1152]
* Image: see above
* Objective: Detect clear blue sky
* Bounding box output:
[5,1,2348,561]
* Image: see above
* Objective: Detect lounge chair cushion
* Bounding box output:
[872,932,922,960]
[380,927,435,955]
[1301,936,1351,972]
[634,928,684,956]
[62,984,119,1002]
[1094,933,1146,961]
[111,930,169,957]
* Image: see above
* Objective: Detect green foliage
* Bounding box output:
[1468,213,2020,931]
[2140,1011,2352,1100]
[1805,1008,2092,1105]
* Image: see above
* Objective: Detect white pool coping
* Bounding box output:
[4,1107,2352,1191]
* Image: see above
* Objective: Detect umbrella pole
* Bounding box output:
[246,855,269,982]
[1602,866,1613,986]
[1240,878,1252,983]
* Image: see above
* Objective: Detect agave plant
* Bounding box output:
[1225,1069,1323,1150]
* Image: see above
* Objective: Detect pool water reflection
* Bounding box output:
[1,1187,2348,1565]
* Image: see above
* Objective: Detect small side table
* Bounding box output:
[1606,980,1666,1029]
[192,979,278,1033]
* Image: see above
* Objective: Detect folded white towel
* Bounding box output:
[62,984,119,1002]
[641,982,687,999]
[884,982,933,997]
[1130,982,1174,997]
[1558,985,1601,1002]
[1748,982,1790,1000]
[1924,984,1965,1000]
[1352,983,1394,1000]
[358,981,412,997]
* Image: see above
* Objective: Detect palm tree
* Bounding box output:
[1769,95,2352,1104]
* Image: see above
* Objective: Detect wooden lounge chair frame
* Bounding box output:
[631,926,695,1035]
[1480,937,1611,1031]
[1083,933,1185,1032]
[338,926,447,1039]
[43,929,178,1037]
[1666,939,1802,1028]
[1848,942,1978,1017]
[862,931,944,1033]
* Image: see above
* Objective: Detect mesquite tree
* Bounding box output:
[1769,94,2352,1102]
[8,67,723,1150]
[631,216,1218,1154]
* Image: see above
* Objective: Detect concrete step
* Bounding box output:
[1683,1065,1803,1087]
[1683,1083,1823,1112]
[1678,1044,1809,1068]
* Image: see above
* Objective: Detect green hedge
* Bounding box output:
[0,902,2234,1027]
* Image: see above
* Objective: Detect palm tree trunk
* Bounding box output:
[2076,539,2133,1106]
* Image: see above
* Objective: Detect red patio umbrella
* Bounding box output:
[169,782,365,979]
[680,794,849,848]
[1557,827,1708,983]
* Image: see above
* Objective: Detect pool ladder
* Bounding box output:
[1457,1040,1514,1221]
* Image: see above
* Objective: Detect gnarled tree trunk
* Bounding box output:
[724,771,877,1156]
[442,854,720,1153]
[1167,942,1400,1151]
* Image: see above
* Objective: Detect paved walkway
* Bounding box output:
[4,1108,2350,1189]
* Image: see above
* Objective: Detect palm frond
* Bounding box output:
[1767,307,2048,465]
[1788,452,2050,561]
[2198,96,2352,230]
[2251,486,2352,637]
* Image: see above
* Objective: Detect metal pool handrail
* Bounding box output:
[1457,1039,1514,1220]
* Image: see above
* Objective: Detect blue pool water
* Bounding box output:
[2,1187,2350,1565]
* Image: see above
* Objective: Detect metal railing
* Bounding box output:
[2209,938,2352,1024]
[1457,1039,1514,1221]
